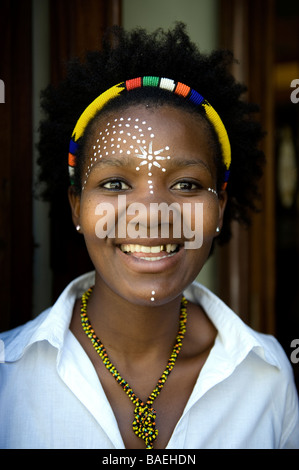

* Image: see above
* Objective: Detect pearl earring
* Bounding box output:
[76,225,81,232]
[216,227,220,233]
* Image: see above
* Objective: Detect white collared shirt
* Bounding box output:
[0,272,298,449]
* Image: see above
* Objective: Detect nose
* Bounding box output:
[117,188,184,241]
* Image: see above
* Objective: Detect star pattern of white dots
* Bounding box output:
[83,116,171,193]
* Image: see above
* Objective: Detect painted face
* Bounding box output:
[71,104,226,306]
[83,115,171,194]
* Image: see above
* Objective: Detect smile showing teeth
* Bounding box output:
[120,243,179,255]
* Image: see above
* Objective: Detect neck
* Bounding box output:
[85,275,184,359]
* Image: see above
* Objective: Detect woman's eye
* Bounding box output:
[172,181,201,191]
[102,180,130,190]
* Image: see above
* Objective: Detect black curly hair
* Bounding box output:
[37,23,265,245]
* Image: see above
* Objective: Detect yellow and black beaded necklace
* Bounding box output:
[80,286,188,449]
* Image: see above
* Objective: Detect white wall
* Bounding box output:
[123,0,219,51]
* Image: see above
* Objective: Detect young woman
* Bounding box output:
[1,24,298,449]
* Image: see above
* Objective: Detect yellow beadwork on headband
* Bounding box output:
[68,76,231,188]
[71,82,125,142]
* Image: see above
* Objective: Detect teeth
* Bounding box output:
[120,244,178,254]
[166,244,177,253]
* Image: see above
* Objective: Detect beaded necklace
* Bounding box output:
[80,286,188,449]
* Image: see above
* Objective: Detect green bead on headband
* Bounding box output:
[68,76,231,189]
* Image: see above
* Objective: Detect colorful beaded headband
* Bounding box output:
[68,76,231,189]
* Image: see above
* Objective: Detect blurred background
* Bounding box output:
[0,0,298,389]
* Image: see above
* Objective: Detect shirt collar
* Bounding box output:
[2,272,95,362]
[184,281,281,370]
[2,272,281,370]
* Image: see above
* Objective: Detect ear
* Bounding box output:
[216,189,228,235]
[68,186,81,229]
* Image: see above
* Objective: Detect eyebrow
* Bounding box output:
[91,155,136,169]
[90,154,213,175]
[167,156,212,172]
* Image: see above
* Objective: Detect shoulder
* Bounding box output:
[184,280,295,378]
[0,271,96,363]
[0,309,51,362]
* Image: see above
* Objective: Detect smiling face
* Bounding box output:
[69,104,227,305]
